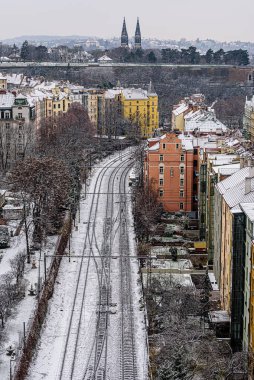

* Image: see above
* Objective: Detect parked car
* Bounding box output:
[0,226,10,248]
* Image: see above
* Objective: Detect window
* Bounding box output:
[180,179,184,187]
[53,104,56,109]
[180,190,184,198]
[194,148,198,155]
[170,168,174,177]
[160,178,164,186]
[5,112,10,119]
[176,143,179,149]
[180,202,184,210]
[159,166,164,174]
[194,159,198,167]
[162,143,166,149]
[5,123,10,129]
[180,166,184,174]
[18,113,23,119]
[19,124,23,130]
[159,189,164,197]
[58,104,61,109]
[180,154,184,162]
[160,155,163,161]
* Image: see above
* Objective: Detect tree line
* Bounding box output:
[1,40,250,66]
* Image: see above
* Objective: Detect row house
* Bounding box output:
[171,94,207,132]
[213,167,254,351]
[144,132,198,213]
[199,152,240,262]
[0,92,35,171]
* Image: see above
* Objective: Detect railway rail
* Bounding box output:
[58,151,136,380]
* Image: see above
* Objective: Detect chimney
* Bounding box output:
[245,177,252,194]
[240,157,245,169]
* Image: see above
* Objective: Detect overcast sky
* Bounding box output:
[1,0,253,42]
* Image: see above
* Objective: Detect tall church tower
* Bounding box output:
[134,17,141,49]
[121,18,129,47]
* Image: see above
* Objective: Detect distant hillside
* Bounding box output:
[2,35,254,56]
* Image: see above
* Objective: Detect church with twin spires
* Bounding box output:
[121,18,141,49]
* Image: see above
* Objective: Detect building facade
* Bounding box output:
[0,92,35,171]
[144,133,198,213]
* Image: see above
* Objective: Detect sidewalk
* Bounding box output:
[0,224,58,380]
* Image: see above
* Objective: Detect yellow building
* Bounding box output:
[122,87,159,138]
[220,200,233,312]
[44,87,72,118]
[105,83,159,138]
[0,76,7,90]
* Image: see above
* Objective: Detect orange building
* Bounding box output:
[144,133,198,213]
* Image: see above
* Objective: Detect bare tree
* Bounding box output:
[10,157,71,250]
[10,251,26,285]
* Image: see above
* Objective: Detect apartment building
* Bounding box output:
[144,132,198,213]
[0,92,36,171]
[214,167,254,351]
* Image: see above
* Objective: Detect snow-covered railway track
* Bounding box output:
[58,152,132,380]
[83,158,134,380]
[119,166,138,380]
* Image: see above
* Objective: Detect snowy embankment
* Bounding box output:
[0,227,57,380]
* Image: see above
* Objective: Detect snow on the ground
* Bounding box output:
[26,148,148,380]
[0,223,58,380]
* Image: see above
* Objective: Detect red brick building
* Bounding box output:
[144,133,199,213]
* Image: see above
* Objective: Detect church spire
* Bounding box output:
[135,17,141,49]
[121,17,129,48]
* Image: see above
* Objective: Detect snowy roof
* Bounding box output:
[217,167,251,195]
[178,134,193,150]
[98,55,112,62]
[240,203,254,223]
[122,88,149,100]
[105,88,123,99]
[212,164,240,176]
[172,103,189,116]
[184,110,227,133]
[148,142,160,151]
[216,167,254,209]
[15,93,27,100]
[0,93,15,108]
